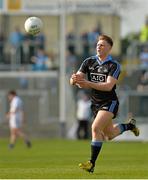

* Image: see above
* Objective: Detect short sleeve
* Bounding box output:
[109,62,121,79]
[78,59,89,74]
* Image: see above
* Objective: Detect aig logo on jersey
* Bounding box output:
[90,73,106,82]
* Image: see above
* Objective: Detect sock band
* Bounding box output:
[91,140,102,147]
[118,124,125,134]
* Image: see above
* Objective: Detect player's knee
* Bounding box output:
[92,124,98,134]
[12,129,17,136]
[91,124,103,137]
[105,133,114,140]
[107,135,113,140]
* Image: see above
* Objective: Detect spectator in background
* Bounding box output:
[0,29,6,63]
[137,70,148,91]
[9,26,24,64]
[22,32,46,64]
[66,31,76,54]
[137,71,148,116]
[6,90,31,149]
[81,31,90,59]
[76,91,91,139]
[18,66,29,89]
[45,51,57,70]
[66,50,78,75]
[9,26,23,48]
[31,48,49,71]
[22,33,36,64]
[139,45,148,69]
[34,31,45,50]
[88,24,102,55]
[140,17,148,44]
[21,35,31,64]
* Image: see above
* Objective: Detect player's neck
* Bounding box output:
[98,54,108,61]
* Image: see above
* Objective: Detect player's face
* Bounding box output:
[96,40,111,58]
[8,94,13,102]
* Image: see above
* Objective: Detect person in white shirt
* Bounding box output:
[6,90,31,149]
[76,91,91,139]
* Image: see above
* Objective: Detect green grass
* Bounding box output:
[0,138,148,179]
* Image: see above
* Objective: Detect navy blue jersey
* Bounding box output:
[78,55,121,103]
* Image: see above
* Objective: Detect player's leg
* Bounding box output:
[103,118,140,140]
[16,128,32,148]
[16,119,32,147]
[9,118,17,148]
[90,110,113,164]
[119,118,140,136]
[102,99,139,139]
[9,128,17,149]
[103,120,121,140]
[79,110,113,172]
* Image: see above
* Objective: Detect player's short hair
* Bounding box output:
[8,90,17,96]
[98,35,113,47]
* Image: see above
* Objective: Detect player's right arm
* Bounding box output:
[70,57,88,86]
[70,71,85,86]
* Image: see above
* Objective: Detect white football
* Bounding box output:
[24,17,43,35]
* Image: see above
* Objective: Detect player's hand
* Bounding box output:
[76,78,89,89]
[70,72,82,84]
[70,73,86,88]
[70,73,77,85]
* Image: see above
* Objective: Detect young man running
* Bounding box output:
[70,35,139,173]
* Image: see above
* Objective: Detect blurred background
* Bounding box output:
[0,0,148,141]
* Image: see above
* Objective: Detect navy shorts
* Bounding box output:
[91,100,119,119]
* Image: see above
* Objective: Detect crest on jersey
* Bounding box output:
[97,66,108,73]
[89,67,94,71]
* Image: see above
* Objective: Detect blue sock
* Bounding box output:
[118,123,134,134]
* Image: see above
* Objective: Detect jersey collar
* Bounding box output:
[95,55,113,65]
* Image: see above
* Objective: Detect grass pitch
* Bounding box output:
[0,138,148,179]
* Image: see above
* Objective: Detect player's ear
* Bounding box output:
[108,45,112,51]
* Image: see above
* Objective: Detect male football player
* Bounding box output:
[70,35,139,173]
